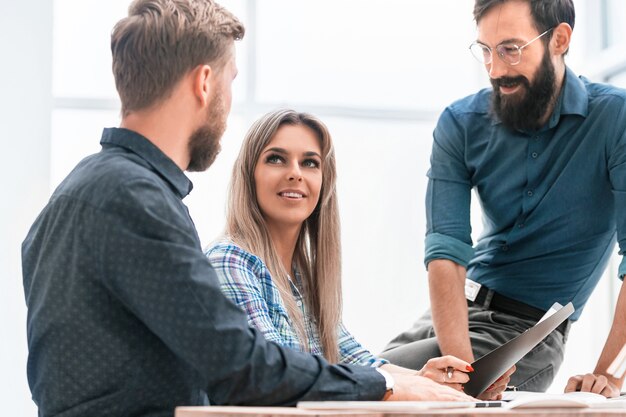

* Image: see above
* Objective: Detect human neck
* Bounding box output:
[267,223,302,276]
[120,94,196,171]
[539,62,566,126]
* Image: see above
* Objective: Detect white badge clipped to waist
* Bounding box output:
[465,278,481,302]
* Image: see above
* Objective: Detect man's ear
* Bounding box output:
[552,22,572,56]
[193,64,213,107]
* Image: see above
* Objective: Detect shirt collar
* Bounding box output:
[558,66,588,118]
[100,127,193,198]
[489,66,589,129]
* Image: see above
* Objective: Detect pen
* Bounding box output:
[475,401,504,408]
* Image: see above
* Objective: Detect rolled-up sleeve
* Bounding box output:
[425,233,475,268]
[425,108,475,269]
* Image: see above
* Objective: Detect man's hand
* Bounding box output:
[476,365,516,401]
[565,373,621,398]
[576,279,626,398]
[388,373,476,402]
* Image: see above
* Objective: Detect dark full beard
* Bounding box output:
[187,94,227,172]
[490,49,557,132]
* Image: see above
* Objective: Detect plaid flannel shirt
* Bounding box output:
[206,239,386,367]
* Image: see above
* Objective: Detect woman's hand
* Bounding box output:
[380,357,515,400]
[417,355,474,391]
[381,356,473,393]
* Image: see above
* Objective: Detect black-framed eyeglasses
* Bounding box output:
[469,28,554,66]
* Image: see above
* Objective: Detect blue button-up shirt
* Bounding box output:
[424,67,626,320]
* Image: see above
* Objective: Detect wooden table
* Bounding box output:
[175,405,626,417]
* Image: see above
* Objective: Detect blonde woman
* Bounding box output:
[206,109,503,395]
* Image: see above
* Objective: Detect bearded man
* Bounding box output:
[21,1,478,416]
[381,0,626,398]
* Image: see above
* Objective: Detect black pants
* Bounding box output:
[380,306,568,392]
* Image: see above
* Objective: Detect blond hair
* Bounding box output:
[226,110,342,362]
[111,0,244,116]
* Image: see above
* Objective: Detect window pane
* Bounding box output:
[53,0,248,101]
[604,0,626,49]
[53,0,128,98]
[51,109,121,189]
[609,71,626,88]
[256,0,484,110]
[321,117,432,350]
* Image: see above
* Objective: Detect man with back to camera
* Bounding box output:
[381,0,626,397]
[20,1,477,416]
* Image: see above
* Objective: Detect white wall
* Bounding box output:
[1,1,52,415]
[3,1,625,415]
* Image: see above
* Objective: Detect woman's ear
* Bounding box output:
[551,22,572,56]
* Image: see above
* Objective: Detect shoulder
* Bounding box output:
[581,73,626,100]
[52,150,198,247]
[54,148,173,212]
[206,239,267,274]
[574,76,626,143]
[583,77,626,110]
[206,239,277,300]
[445,88,492,119]
[435,88,493,136]
[430,88,493,153]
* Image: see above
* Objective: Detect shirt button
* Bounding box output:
[518,223,525,228]
[296,300,303,307]
[531,152,538,158]
[534,136,540,141]
[527,190,534,197]
[501,244,509,251]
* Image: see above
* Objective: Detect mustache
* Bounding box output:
[491,76,530,89]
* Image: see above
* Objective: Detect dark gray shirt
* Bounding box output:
[22,127,384,417]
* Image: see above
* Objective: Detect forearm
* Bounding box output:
[212,344,387,405]
[593,279,626,389]
[380,363,418,375]
[428,259,473,362]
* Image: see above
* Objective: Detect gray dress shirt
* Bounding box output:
[22,127,384,417]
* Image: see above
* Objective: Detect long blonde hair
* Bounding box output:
[226,109,341,362]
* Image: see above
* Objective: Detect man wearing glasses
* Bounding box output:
[382,0,626,397]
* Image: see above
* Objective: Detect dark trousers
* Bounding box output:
[380,306,568,392]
